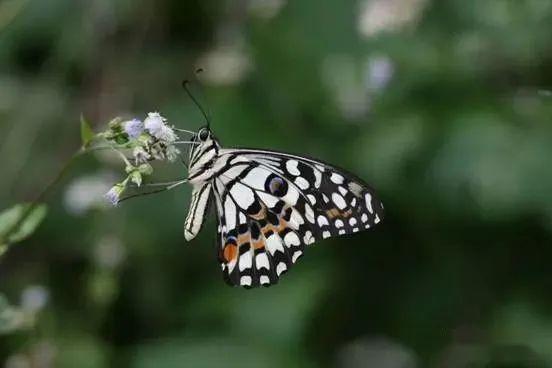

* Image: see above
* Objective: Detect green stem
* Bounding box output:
[0,149,86,245]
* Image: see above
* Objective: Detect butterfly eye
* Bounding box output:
[265,174,288,197]
[198,128,210,141]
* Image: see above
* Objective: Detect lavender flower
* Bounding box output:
[104,183,125,206]
[124,119,144,139]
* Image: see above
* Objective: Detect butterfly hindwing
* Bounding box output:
[211,149,384,288]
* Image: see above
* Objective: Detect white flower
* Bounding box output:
[104,183,125,206]
[124,119,144,139]
[133,146,151,164]
[144,112,178,142]
[144,112,166,136]
[165,145,181,162]
[157,125,178,142]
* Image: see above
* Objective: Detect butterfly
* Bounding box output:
[182,125,384,288]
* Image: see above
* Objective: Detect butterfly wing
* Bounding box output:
[184,182,212,241]
[211,149,384,288]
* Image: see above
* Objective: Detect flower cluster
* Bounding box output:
[95,112,182,205]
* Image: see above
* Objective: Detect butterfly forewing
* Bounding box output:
[211,149,384,288]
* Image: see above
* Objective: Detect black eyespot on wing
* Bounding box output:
[265,174,288,197]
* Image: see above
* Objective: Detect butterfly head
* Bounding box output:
[187,126,221,182]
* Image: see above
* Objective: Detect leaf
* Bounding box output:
[0,203,48,249]
[0,293,26,335]
[80,114,95,147]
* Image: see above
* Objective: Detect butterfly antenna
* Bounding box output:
[193,68,214,125]
[182,77,211,129]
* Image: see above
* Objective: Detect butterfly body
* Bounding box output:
[184,127,384,288]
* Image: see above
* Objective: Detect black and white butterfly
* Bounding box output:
[182,125,384,288]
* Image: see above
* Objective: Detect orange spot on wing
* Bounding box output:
[326,208,353,219]
[237,234,250,246]
[223,244,238,262]
[253,240,265,250]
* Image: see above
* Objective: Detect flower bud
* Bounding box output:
[104,183,126,206]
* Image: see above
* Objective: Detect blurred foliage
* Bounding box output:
[1,0,552,367]
[0,203,47,251]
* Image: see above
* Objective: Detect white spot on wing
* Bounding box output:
[239,253,252,271]
[303,231,314,245]
[338,186,348,196]
[365,193,374,214]
[317,215,329,226]
[292,250,303,263]
[242,167,271,190]
[239,212,247,223]
[322,231,331,238]
[240,276,252,286]
[257,191,279,207]
[276,262,287,276]
[256,253,270,270]
[230,184,255,210]
[286,160,300,175]
[332,192,347,210]
[314,170,322,188]
[304,204,315,223]
[330,173,344,184]
[282,185,300,206]
[289,208,305,228]
[224,197,236,229]
[266,234,284,255]
[284,232,300,247]
[295,177,309,190]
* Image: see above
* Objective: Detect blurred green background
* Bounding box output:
[1,0,552,367]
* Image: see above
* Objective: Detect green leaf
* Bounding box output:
[80,114,95,147]
[0,203,48,249]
